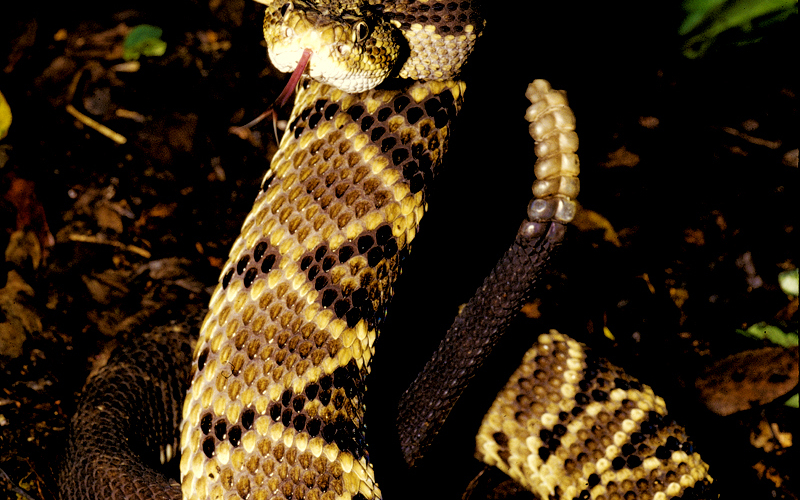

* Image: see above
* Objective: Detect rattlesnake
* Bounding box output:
[59,1,714,499]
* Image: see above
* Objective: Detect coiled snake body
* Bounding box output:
[59,1,714,499]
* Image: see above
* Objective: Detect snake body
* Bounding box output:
[59,1,715,499]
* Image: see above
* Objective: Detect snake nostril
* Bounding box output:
[336,43,350,56]
[284,27,294,38]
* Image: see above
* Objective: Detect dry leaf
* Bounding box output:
[696,346,799,416]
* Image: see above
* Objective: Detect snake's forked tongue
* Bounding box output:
[230,48,312,140]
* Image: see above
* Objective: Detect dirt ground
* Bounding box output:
[0,1,797,499]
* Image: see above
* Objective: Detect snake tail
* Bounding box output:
[58,316,199,500]
[475,330,715,500]
[396,80,580,466]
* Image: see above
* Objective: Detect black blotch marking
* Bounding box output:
[394,96,410,113]
[380,136,396,153]
[361,115,374,131]
[243,267,258,288]
[324,103,339,120]
[261,254,276,273]
[242,409,255,430]
[334,298,351,318]
[237,256,250,275]
[371,126,387,141]
[293,414,306,431]
[254,241,268,262]
[321,288,338,307]
[214,420,227,440]
[357,235,374,253]
[228,425,242,446]
[202,437,215,458]
[200,413,213,435]
[197,349,209,371]
[221,269,234,289]
[305,384,319,400]
[406,107,423,124]
[392,148,409,166]
[339,245,355,263]
[269,402,281,421]
[347,105,364,121]
[307,418,321,436]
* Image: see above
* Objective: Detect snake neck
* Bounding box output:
[179,79,465,500]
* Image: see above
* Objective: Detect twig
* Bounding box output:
[68,233,151,258]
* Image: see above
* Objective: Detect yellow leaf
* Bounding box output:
[0,89,12,140]
[571,205,621,247]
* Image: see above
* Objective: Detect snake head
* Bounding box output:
[263,0,404,93]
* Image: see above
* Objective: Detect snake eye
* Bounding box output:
[352,21,369,43]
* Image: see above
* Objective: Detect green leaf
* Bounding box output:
[123,25,167,61]
[0,89,11,140]
[779,268,799,297]
[785,393,799,408]
[680,0,798,58]
[737,322,799,347]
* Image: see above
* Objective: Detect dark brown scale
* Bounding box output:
[307,418,321,437]
[314,275,328,291]
[324,103,339,120]
[228,426,242,446]
[309,113,322,129]
[282,389,292,407]
[322,255,336,271]
[197,349,209,371]
[406,107,423,124]
[383,238,398,258]
[253,241,269,262]
[392,148,409,166]
[214,420,227,440]
[200,413,213,435]
[377,107,392,121]
[293,414,307,432]
[333,298,351,318]
[222,268,234,289]
[409,174,424,193]
[281,409,292,427]
[243,267,258,288]
[261,253,277,273]
[321,288,338,307]
[241,409,255,430]
[202,437,215,458]
[357,235,374,253]
[360,115,374,131]
[314,99,327,112]
[308,264,320,280]
[338,245,355,263]
[319,390,331,406]
[367,247,383,267]
[380,136,396,152]
[371,126,387,141]
[347,105,364,121]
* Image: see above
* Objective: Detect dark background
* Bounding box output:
[1,0,796,498]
